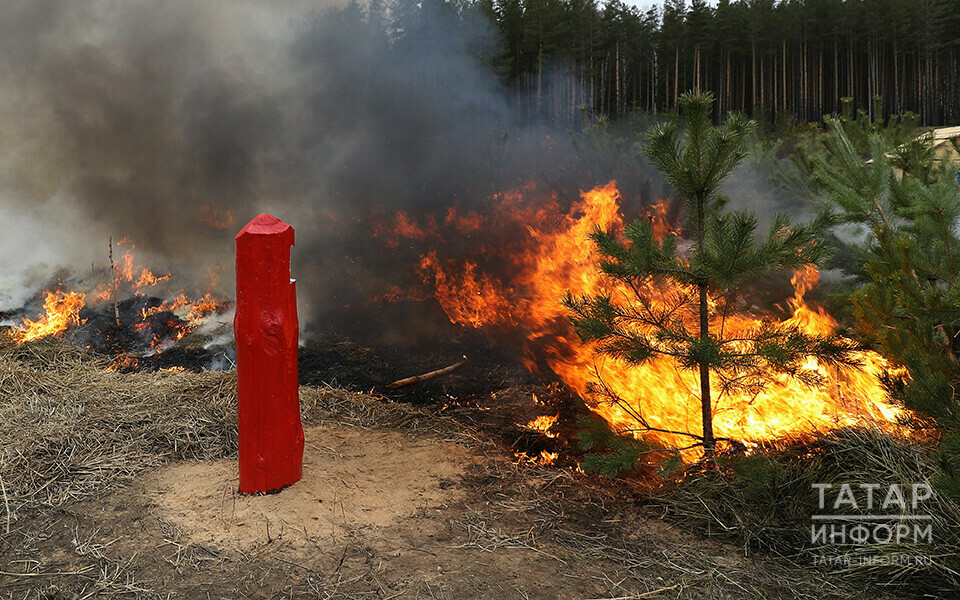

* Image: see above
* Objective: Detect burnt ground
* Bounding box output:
[296,329,589,466]
[6,289,589,464]
[65,295,593,466]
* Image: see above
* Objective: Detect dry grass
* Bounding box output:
[0,333,475,599]
[299,382,468,441]
[0,335,238,511]
[0,332,934,599]
[453,458,875,600]
[0,332,460,521]
[653,427,960,596]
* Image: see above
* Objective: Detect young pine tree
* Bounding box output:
[813,120,960,496]
[565,92,854,458]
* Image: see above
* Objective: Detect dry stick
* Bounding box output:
[386,358,467,390]
[0,472,9,535]
[108,237,120,328]
[0,566,96,577]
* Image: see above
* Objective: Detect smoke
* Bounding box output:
[0,1,310,288]
[1,0,680,347]
[0,0,554,321]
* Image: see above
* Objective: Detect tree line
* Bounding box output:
[378,0,960,127]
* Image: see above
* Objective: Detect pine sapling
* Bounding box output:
[566,91,856,464]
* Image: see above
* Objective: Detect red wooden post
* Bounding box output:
[234,214,303,494]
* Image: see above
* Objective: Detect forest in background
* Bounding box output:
[373,0,960,126]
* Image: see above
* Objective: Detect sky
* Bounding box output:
[627,0,719,13]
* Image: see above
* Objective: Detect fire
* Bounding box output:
[8,243,231,355]
[94,246,172,300]
[526,414,559,438]
[135,268,171,289]
[373,180,908,452]
[200,205,235,230]
[534,450,558,465]
[369,209,438,248]
[11,288,87,343]
[418,251,515,328]
[444,206,484,234]
[516,449,559,466]
[784,265,834,335]
[107,355,142,372]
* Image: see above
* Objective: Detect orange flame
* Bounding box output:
[534,450,558,465]
[119,249,135,281]
[200,205,235,230]
[181,292,232,327]
[10,244,231,350]
[418,251,513,328]
[135,268,171,289]
[12,289,87,343]
[369,209,439,248]
[648,198,679,240]
[107,355,142,372]
[526,415,559,438]
[784,264,833,335]
[376,181,907,452]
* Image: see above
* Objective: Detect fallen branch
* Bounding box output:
[386,358,466,390]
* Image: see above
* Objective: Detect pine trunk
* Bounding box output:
[696,192,715,456]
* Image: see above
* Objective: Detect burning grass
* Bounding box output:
[371,180,909,454]
[5,240,233,360]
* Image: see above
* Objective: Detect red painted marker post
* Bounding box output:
[235,214,304,494]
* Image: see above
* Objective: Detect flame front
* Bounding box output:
[12,288,86,343]
[374,181,907,450]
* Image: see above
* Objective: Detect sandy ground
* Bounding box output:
[38,422,875,600]
[0,340,903,599]
[154,425,474,553]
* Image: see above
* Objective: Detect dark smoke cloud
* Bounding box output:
[0,1,308,268]
[0,0,609,331]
